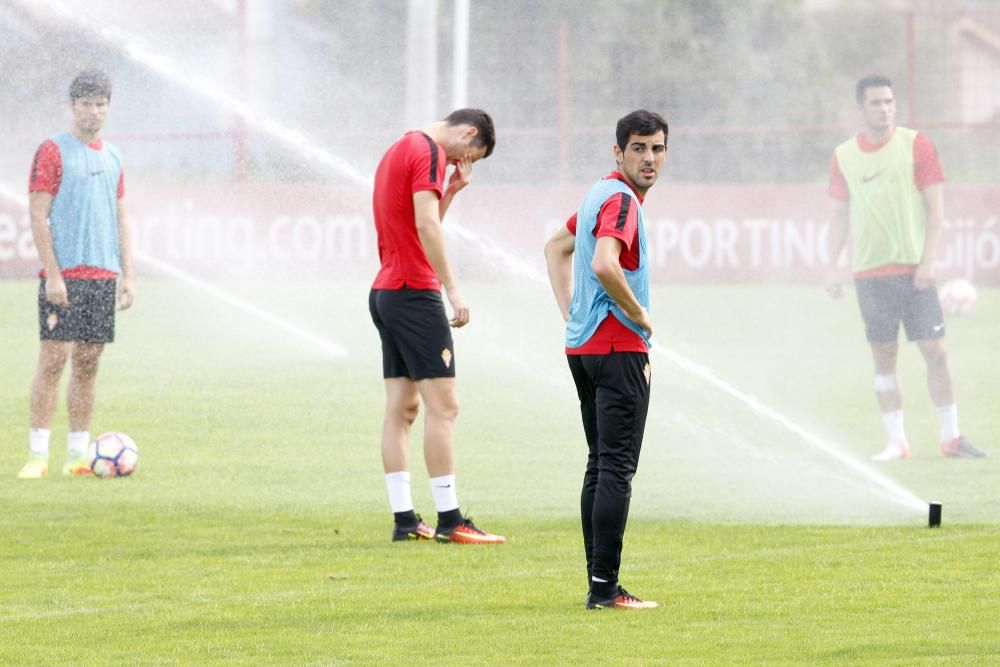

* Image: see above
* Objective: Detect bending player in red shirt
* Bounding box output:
[369,109,506,544]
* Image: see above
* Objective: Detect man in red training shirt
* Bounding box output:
[369,109,506,544]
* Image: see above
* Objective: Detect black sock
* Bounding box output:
[590,580,618,600]
[394,510,418,527]
[437,508,463,532]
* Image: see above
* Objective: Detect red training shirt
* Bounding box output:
[371,131,446,290]
[566,171,647,355]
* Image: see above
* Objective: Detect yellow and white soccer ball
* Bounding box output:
[938,278,977,316]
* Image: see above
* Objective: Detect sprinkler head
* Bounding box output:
[928,502,942,528]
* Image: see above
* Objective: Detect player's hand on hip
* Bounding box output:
[117,278,135,310]
[45,274,69,307]
[445,284,470,328]
[633,306,653,339]
[913,262,935,291]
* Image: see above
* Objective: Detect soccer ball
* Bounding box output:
[938,278,977,316]
[89,432,139,478]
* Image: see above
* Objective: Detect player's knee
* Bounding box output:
[428,397,459,422]
[597,470,634,496]
[72,355,101,378]
[921,342,948,368]
[873,373,897,393]
[389,397,420,425]
[598,458,638,485]
[401,399,421,424]
[39,353,69,379]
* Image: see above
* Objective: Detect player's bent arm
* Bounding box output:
[544,226,575,321]
[116,199,136,310]
[414,190,455,287]
[916,183,944,289]
[414,190,469,326]
[592,236,646,326]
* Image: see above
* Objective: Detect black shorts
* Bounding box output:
[38,278,117,343]
[369,288,455,380]
[855,274,945,343]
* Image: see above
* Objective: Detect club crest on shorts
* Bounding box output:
[47,313,59,331]
[441,347,453,368]
[643,362,651,385]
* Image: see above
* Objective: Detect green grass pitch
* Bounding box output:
[1,278,998,665]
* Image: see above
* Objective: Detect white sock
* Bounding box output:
[385,471,414,513]
[881,410,907,444]
[68,431,90,459]
[29,428,51,459]
[937,404,960,443]
[429,474,459,512]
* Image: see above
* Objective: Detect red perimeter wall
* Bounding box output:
[2,184,997,284]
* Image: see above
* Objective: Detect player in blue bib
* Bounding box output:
[18,70,136,480]
[545,110,669,610]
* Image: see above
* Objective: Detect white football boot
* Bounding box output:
[871,441,911,462]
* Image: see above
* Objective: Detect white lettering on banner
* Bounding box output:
[976,218,1000,273]
[536,211,996,281]
[1,184,996,284]
[293,216,322,260]
[0,213,37,261]
[785,220,816,268]
[715,219,739,267]
[132,205,369,277]
[268,215,368,262]
[0,214,15,260]
[655,220,678,263]
[268,216,292,261]
[650,218,826,270]
[134,207,258,276]
[936,217,1000,280]
[816,223,833,266]
[681,219,712,267]
[742,219,769,268]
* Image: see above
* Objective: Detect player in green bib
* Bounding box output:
[825,75,986,461]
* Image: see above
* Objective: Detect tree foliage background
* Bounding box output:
[0,0,993,185]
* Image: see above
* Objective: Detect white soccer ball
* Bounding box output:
[938,278,977,316]
[89,432,139,478]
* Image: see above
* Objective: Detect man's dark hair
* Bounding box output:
[444,108,496,158]
[616,110,669,151]
[70,69,112,101]
[856,74,892,104]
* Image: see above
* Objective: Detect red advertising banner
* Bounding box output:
[1,184,998,284]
